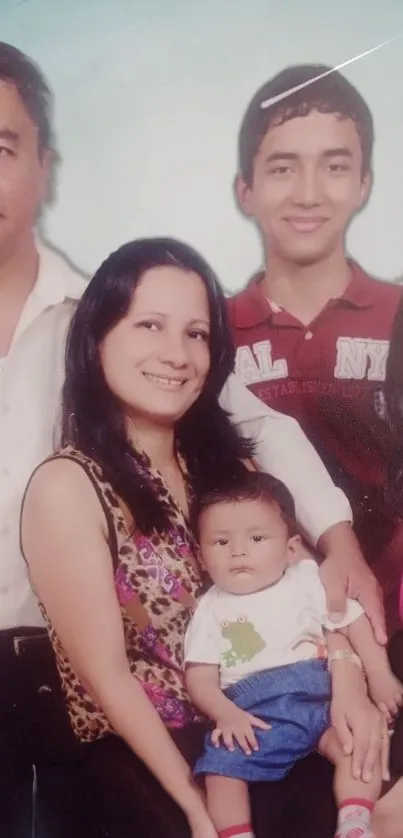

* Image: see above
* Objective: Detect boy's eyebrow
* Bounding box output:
[265,151,299,164]
[265,147,353,165]
[0,128,19,145]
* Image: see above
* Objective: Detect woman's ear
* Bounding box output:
[195,543,204,566]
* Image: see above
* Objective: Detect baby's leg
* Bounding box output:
[205,774,254,838]
[319,727,381,838]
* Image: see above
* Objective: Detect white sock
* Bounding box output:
[336,799,374,838]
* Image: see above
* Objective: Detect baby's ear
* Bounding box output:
[286,534,302,565]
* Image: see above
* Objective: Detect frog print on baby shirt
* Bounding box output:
[221,616,266,668]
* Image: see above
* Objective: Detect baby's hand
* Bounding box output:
[367,666,403,720]
[211,706,270,755]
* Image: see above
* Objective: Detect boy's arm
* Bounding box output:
[186,663,270,755]
[186,662,238,722]
[220,373,352,541]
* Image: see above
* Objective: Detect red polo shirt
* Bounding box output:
[228,262,402,489]
[228,263,403,631]
[228,264,403,630]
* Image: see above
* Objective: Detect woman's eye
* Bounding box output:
[137,321,159,331]
[188,329,209,341]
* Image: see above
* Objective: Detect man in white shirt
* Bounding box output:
[0,42,384,838]
[0,43,86,838]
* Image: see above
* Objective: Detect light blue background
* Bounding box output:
[1,0,403,289]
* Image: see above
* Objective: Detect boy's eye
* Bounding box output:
[268,165,293,176]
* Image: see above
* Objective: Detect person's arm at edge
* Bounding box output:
[220,373,386,644]
[21,459,209,829]
[326,630,390,783]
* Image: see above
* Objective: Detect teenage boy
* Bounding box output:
[228,64,403,632]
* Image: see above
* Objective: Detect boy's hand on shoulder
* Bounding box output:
[211,705,270,755]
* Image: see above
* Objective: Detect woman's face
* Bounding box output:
[100,265,211,426]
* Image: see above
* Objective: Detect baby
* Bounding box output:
[184,471,403,838]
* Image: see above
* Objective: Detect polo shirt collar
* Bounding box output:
[232,260,377,330]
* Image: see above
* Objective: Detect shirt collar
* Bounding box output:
[231,260,378,330]
[33,239,88,306]
[10,240,88,349]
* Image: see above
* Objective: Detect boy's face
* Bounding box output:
[199,497,300,595]
[237,109,371,268]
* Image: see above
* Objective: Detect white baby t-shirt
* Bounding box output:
[184,559,363,689]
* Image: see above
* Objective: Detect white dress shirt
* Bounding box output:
[0,245,351,631]
[0,243,86,629]
[220,375,352,544]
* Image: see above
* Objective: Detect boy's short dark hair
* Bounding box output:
[0,42,52,153]
[194,471,298,537]
[238,64,373,185]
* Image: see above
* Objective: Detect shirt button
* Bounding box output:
[304,330,314,340]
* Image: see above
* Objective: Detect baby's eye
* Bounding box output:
[251,534,266,543]
[214,538,228,546]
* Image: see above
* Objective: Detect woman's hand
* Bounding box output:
[318,525,386,645]
[186,795,218,838]
[330,661,390,782]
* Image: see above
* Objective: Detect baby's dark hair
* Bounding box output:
[194,471,298,538]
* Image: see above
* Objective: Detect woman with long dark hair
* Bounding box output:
[21,238,391,838]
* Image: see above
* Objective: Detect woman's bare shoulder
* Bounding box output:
[23,454,104,520]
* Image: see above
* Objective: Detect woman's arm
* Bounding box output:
[220,373,386,644]
[21,459,208,826]
[327,631,390,782]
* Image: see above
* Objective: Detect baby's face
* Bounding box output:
[199,498,299,595]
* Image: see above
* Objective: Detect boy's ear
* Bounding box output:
[286,534,302,565]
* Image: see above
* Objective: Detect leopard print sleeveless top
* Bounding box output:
[39,445,206,743]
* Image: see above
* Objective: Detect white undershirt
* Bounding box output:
[185,559,363,689]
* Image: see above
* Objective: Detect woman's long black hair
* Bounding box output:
[385,294,403,515]
[62,237,253,533]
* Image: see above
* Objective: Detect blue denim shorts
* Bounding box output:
[194,659,331,782]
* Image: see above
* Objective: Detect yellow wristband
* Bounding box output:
[327,650,363,671]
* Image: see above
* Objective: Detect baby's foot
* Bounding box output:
[367,668,403,719]
[335,828,375,838]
